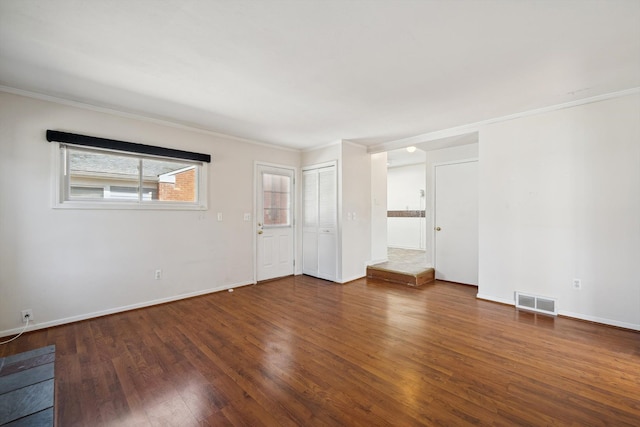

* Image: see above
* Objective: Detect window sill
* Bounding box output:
[53,201,207,211]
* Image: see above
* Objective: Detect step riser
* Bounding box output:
[366,267,435,287]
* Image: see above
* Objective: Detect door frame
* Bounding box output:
[253,161,298,284]
[430,158,478,269]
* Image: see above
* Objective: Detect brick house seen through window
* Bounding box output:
[66,147,199,204]
[158,166,196,202]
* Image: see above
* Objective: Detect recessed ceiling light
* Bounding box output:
[406,146,416,153]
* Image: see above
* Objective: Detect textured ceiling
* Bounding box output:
[1,0,638,151]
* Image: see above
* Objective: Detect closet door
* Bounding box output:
[317,165,337,280]
[302,169,319,275]
[302,164,337,281]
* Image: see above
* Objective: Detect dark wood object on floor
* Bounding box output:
[366,263,435,286]
[1,277,639,426]
[368,247,434,286]
[0,345,55,426]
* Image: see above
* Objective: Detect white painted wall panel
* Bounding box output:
[340,142,371,282]
[0,91,300,334]
[387,217,426,249]
[387,164,425,211]
[369,152,388,263]
[387,163,426,250]
[478,94,640,330]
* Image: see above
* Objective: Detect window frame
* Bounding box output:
[52,143,208,210]
[261,171,292,228]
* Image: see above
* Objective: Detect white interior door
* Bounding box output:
[302,169,319,275]
[317,166,337,280]
[256,165,294,281]
[434,160,478,285]
[302,164,337,281]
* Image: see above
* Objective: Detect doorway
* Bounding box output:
[386,148,427,266]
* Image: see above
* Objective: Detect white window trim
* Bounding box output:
[51,142,208,210]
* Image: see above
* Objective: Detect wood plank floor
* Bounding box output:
[1,276,639,426]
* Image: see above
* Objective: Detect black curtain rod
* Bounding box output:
[46,130,211,163]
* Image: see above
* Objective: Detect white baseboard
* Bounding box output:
[476,293,640,331]
[340,274,366,284]
[388,245,425,250]
[366,258,388,266]
[0,280,254,337]
[558,310,640,331]
[476,293,514,306]
[5,284,636,338]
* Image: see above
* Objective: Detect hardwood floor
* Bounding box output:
[1,276,639,426]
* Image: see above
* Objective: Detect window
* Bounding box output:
[56,145,207,209]
[262,172,291,226]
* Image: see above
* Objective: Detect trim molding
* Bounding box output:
[0,85,300,153]
[368,87,640,154]
[557,310,640,332]
[3,85,638,155]
[477,293,640,331]
[476,293,514,306]
[342,139,368,149]
[303,139,343,153]
[340,274,366,284]
[0,281,253,337]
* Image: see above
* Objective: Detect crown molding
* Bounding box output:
[368,87,640,154]
[0,85,301,153]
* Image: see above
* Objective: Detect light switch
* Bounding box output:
[217,212,223,221]
[244,213,251,221]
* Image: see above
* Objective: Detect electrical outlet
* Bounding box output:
[21,309,33,323]
[155,269,162,280]
[572,278,582,290]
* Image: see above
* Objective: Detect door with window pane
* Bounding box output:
[256,165,295,281]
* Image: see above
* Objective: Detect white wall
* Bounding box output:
[370,152,388,263]
[3,90,637,336]
[341,142,371,282]
[0,91,301,335]
[478,94,640,330]
[301,141,372,283]
[301,142,341,166]
[423,143,479,264]
[387,163,426,211]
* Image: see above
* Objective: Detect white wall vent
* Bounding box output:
[515,292,557,316]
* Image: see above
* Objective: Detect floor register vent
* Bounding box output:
[515,292,557,316]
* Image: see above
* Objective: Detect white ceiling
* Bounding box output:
[387,147,426,169]
[1,0,638,151]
